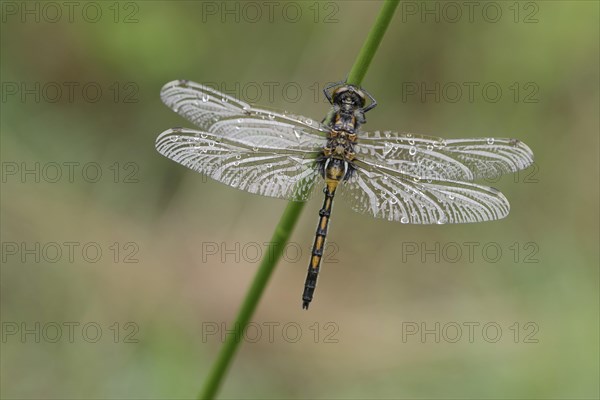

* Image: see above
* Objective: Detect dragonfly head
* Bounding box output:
[326,83,377,114]
[332,85,367,112]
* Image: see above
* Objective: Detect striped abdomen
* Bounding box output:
[302,158,346,309]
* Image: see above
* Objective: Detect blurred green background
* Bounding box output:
[1,1,598,399]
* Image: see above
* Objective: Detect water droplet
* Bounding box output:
[252,147,259,152]
[382,143,393,156]
[401,216,409,224]
[201,94,209,102]
[268,113,275,120]
[200,133,208,139]
[433,141,442,148]
[406,133,413,138]
[209,141,215,147]
[426,144,433,151]
[487,138,495,145]
[235,154,241,159]
[437,218,447,225]
[409,146,417,155]
[221,97,228,103]
[448,194,455,200]
[305,118,313,126]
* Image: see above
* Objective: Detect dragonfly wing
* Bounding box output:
[340,159,510,224]
[160,79,329,141]
[156,127,321,201]
[356,131,533,181]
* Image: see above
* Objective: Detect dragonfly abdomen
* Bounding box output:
[302,185,335,309]
[302,157,346,309]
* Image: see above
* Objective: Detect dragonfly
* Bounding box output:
[155,79,534,309]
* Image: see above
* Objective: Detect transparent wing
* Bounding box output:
[356,131,534,181]
[340,159,510,224]
[156,128,321,201]
[160,79,330,141]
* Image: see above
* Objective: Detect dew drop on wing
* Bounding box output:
[401,216,409,224]
[202,94,209,102]
[409,146,417,155]
[487,138,495,145]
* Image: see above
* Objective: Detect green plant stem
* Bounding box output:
[198,2,399,399]
[347,0,400,86]
[198,201,305,400]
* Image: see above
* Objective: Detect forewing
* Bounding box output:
[156,128,321,201]
[340,159,510,224]
[160,79,329,140]
[356,131,533,181]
